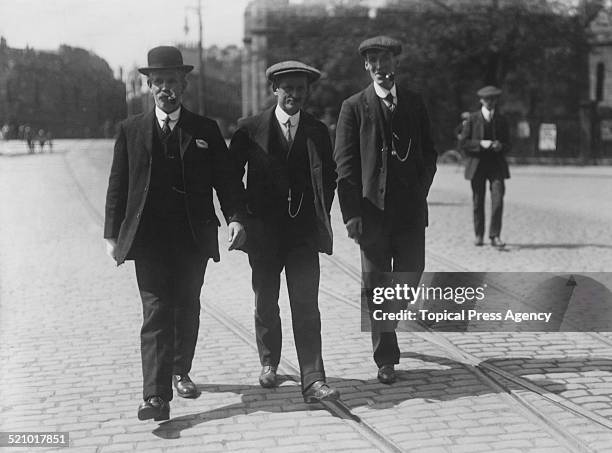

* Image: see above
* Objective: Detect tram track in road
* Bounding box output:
[205,303,406,453]
[62,149,407,453]
[321,252,612,452]
[64,147,611,451]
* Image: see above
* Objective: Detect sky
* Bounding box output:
[0,0,251,76]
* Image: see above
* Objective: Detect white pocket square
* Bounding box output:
[195,139,208,149]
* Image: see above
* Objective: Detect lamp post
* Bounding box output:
[185,0,205,115]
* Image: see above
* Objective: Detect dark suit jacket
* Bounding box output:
[229,106,337,255]
[460,110,511,180]
[334,84,437,238]
[104,107,244,265]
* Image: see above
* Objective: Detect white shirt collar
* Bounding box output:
[373,82,397,100]
[481,106,494,122]
[274,105,300,129]
[155,106,181,130]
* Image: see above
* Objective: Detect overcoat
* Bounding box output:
[104,107,244,264]
[229,106,337,255]
[334,84,437,239]
[460,110,511,180]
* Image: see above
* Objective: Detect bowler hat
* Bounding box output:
[477,85,502,98]
[265,60,321,83]
[358,36,402,56]
[138,46,194,75]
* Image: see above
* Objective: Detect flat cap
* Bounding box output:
[477,85,502,97]
[358,36,402,56]
[265,60,321,82]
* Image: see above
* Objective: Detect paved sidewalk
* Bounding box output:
[1,141,612,452]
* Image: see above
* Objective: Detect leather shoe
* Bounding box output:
[303,381,340,403]
[172,374,198,398]
[137,396,169,421]
[258,366,278,388]
[377,364,396,384]
[474,235,484,246]
[490,236,506,248]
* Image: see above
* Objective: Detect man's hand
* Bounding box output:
[105,238,117,259]
[491,140,503,152]
[345,216,362,244]
[228,221,246,251]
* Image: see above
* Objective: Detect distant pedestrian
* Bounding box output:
[46,131,53,152]
[1,123,9,140]
[37,129,46,152]
[454,112,470,143]
[459,85,510,248]
[104,46,246,422]
[24,126,35,153]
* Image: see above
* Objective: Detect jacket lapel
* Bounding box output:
[476,112,485,139]
[142,110,155,156]
[300,113,330,232]
[364,84,387,147]
[300,113,320,169]
[396,87,417,139]
[252,107,275,154]
[178,107,193,159]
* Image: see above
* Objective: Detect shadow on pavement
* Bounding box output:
[149,352,612,439]
[509,243,612,250]
[0,150,63,157]
[428,201,468,206]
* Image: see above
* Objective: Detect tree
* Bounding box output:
[257,0,594,151]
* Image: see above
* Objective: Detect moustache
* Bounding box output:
[159,91,177,102]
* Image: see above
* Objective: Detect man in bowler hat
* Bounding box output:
[460,85,510,248]
[334,36,437,384]
[104,46,246,421]
[229,61,339,403]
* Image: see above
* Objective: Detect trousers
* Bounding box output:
[134,221,207,401]
[361,225,425,367]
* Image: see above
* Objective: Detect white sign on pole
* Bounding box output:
[601,119,612,141]
[538,123,557,151]
[517,120,530,138]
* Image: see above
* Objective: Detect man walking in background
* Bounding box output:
[460,85,510,248]
[334,36,437,384]
[104,46,245,421]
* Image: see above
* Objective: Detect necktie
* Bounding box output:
[384,93,395,112]
[284,119,293,147]
[161,116,171,139]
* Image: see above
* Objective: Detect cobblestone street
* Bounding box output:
[1,140,612,452]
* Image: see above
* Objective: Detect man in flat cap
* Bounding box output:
[229,60,339,403]
[334,36,437,384]
[459,85,510,248]
[104,46,246,421]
